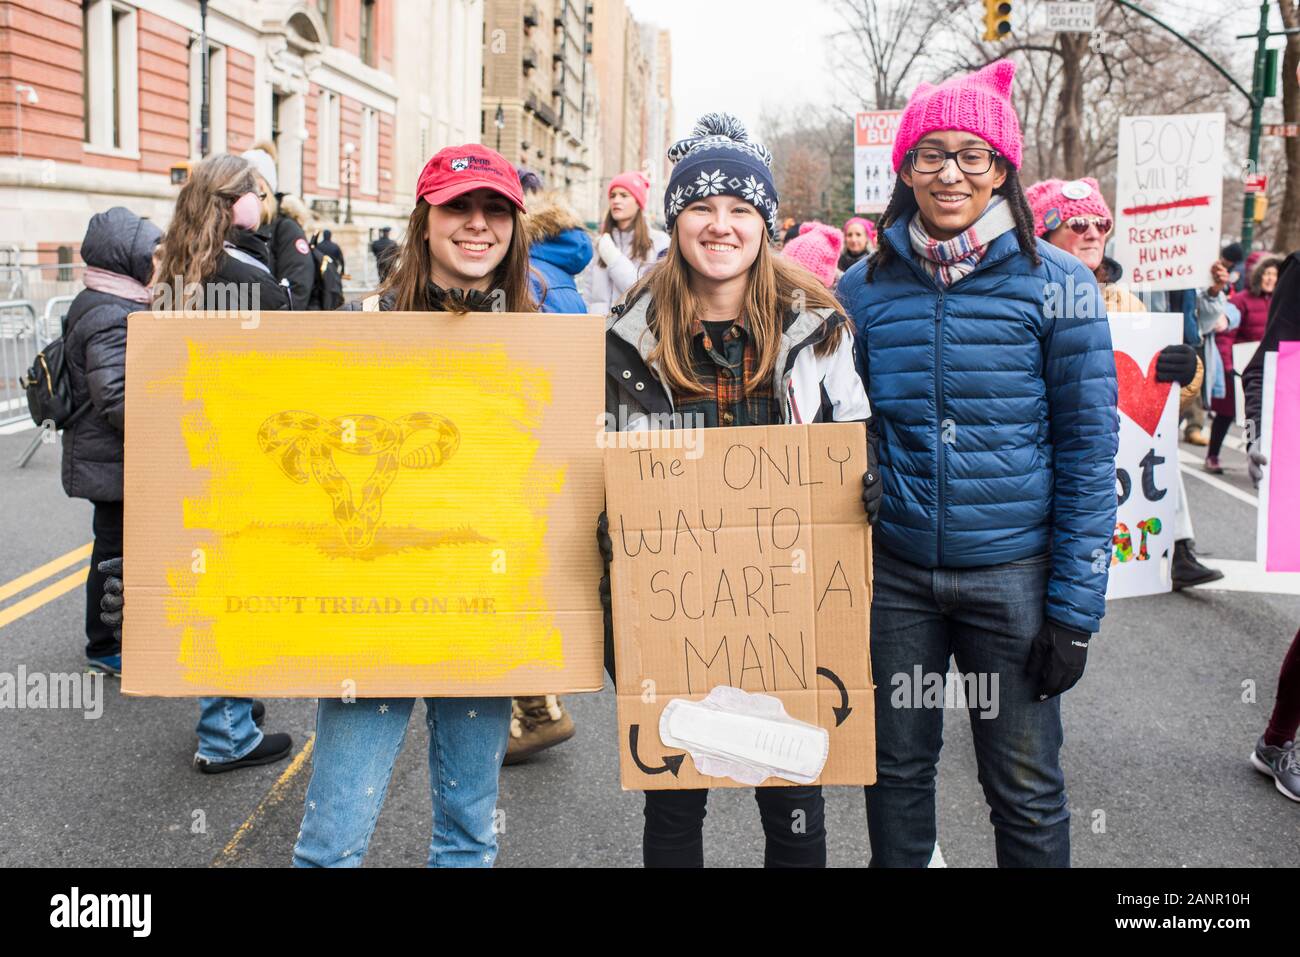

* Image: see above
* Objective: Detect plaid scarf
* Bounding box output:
[908,195,1017,287]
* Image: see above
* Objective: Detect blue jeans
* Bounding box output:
[864,547,1069,867]
[292,696,511,868]
[196,697,262,763]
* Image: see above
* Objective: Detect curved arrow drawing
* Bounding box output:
[629,724,685,776]
[817,666,852,726]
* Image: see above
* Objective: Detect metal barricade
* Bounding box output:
[0,300,38,428]
[24,262,84,327]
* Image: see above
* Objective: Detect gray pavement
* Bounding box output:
[1,425,1296,867]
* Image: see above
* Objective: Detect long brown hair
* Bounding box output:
[627,231,846,397]
[377,198,537,313]
[154,153,257,291]
[602,204,652,262]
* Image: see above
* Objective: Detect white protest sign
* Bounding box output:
[855,111,901,214]
[1113,113,1225,293]
[1106,312,1182,600]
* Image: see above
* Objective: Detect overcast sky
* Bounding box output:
[626,0,1275,144]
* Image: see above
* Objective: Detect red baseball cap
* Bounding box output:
[416,144,526,211]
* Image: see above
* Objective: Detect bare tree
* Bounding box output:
[825,0,968,109]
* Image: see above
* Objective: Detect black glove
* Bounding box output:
[1026,618,1090,701]
[862,441,882,526]
[1155,344,1197,386]
[98,557,124,642]
[597,510,613,564]
[598,513,613,642]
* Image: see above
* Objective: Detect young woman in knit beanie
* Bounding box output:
[588,170,670,315]
[600,113,876,868]
[838,60,1120,867]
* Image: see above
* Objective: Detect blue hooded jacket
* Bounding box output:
[526,199,594,314]
[838,218,1119,635]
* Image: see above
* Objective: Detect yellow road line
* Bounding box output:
[213,735,315,867]
[0,542,93,603]
[0,565,89,629]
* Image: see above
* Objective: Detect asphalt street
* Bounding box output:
[1,424,1297,868]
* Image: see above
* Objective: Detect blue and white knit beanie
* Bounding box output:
[664,113,780,240]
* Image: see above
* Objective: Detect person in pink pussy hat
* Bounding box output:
[840,217,876,272]
[839,60,1120,870]
[782,221,845,289]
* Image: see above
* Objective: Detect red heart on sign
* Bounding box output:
[1114,351,1172,437]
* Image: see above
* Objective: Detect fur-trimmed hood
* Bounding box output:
[524,199,586,244]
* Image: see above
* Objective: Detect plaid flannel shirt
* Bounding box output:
[673,316,780,428]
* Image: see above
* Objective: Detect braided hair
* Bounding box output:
[864,160,1041,284]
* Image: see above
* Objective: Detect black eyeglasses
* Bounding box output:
[907,147,1000,176]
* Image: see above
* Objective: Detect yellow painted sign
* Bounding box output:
[123,313,605,697]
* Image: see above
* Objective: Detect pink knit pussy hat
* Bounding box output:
[608,171,650,210]
[782,222,843,289]
[1024,177,1112,237]
[892,59,1023,172]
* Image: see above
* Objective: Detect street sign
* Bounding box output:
[1263,123,1299,137]
[1045,1,1096,33]
[1245,173,1268,194]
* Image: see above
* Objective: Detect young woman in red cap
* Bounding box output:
[588,170,670,315]
[839,61,1119,867]
[291,144,536,868]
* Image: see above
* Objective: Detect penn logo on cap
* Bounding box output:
[451,158,470,172]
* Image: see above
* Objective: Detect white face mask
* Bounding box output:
[231,191,262,231]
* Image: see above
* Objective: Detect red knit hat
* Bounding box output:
[1024,177,1112,237]
[608,171,650,210]
[893,59,1023,171]
[417,144,526,210]
[782,222,843,289]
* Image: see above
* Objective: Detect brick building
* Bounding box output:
[481,0,600,223]
[0,0,479,268]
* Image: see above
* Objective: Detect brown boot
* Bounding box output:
[1183,424,1208,446]
[503,695,575,765]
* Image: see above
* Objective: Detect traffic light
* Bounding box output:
[983,0,1012,42]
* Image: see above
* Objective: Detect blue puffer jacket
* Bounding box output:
[839,219,1119,635]
[526,200,594,314]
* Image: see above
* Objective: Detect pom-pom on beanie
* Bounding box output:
[664,112,780,239]
[1024,178,1112,237]
[608,170,650,210]
[892,59,1023,172]
[782,222,843,289]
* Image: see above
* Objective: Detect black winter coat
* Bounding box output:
[259,208,314,308]
[61,207,162,502]
[213,229,291,311]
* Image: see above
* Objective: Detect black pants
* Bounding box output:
[85,500,123,659]
[642,785,827,868]
[1208,410,1233,458]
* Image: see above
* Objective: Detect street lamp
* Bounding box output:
[14,84,37,161]
[343,141,355,225]
[494,102,505,152]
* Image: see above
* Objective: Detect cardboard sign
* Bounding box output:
[1113,113,1225,292]
[122,312,606,697]
[855,111,902,214]
[605,423,875,790]
[1257,345,1300,572]
[1106,312,1182,600]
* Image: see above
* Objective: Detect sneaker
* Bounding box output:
[503,695,575,765]
[1250,737,1300,803]
[1203,455,1224,474]
[86,654,121,677]
[194,732,292,774]
[251,699,265,727]
[1172,539,1224,590]
[1184,425,1208,446]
